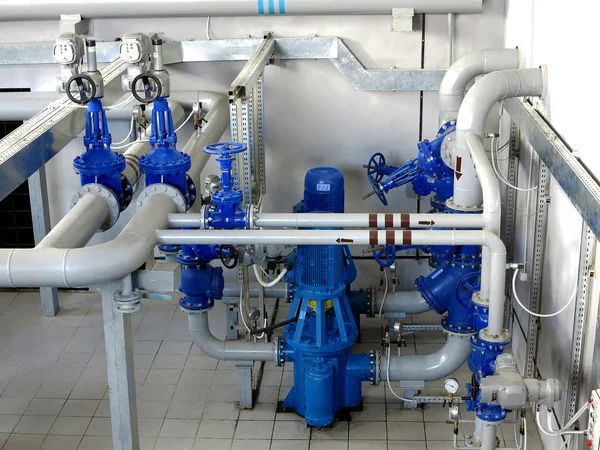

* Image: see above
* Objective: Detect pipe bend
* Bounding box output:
[376,290,431,315]
[381,333,472,381]
[188,310,275,362]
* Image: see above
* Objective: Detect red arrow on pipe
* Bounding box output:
[455,156,463,180]
[418,220,436,226]
[336,238,354,243]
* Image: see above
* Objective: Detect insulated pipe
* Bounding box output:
[222,286,287,299]
[0,0,483,20]
[480,419,500,450]
[438,48,520,126]
[376,290,430,314]
[36,194,111,249]
[181,94,229,184]
[188,310,275,361]
[0,194,176,287]
[380,333,472,381]
[156,228,507,336]
[167,212,487,229]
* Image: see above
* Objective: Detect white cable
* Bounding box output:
[513,269,577,318]
[206,16,212,40]
[111,139,149,150]
[112,117,135,146]
[174,109,194,133]
[491,136,538,192]
[259,265,277,280]
[378,268,388,327]
[536,404,589,437]
[523,417,527,450]
[253,264,287,288]
[239,284,251,333]
[104,94,134,111]
[385,348,414,403]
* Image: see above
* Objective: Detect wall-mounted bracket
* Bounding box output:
[391,8,415,32]
[229,34,274,103]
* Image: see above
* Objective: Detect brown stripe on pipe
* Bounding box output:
[369,230,378,245]
[402,231,412,245]
[400,213,409,228]
[369,214,377,228]
[385,214,393,228]
[386,230,395,245]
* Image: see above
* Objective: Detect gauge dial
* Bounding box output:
[444,378,460,394]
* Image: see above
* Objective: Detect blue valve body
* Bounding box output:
[177,245,224,311]
[73,98,127,206]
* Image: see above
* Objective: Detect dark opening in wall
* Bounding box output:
[0,88,34,249]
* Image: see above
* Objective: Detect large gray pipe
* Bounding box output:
[188,311,275,361]
[0,194,176,287]
[376,290,430,314]
[0,0,482,20]
[380,333,472,381]
[438,49,520,126]
[36,194,110,249]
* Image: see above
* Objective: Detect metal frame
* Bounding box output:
[229,35,274,103]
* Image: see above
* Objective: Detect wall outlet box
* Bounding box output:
[588,390,600,448]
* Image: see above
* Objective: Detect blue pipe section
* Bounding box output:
[177,244,225,311]
[73,98,128,207]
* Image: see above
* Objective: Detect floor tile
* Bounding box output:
[271,439,309,450]
[310,421,349,440]
[59,399,100,417]
[0,414,20,433]
[36,381,75,399]
[2,433,45,450]
[239,402,276,421]
[77,435,113,450]
[230,439,271,450]
[0,397,31,415]
[351,403,386,421]
[272,420,310,440]
[387,442,426,450]
[69,382,107,400]
[167,400,204,419]
[25,399,65,416]
[192,438,232,450]
[85,417,112,436]
[234,420,274,440]
[349,440,387,450]
[13,414,55,434]
[424,421,457,441]
[138,418,163,438]
[387,421,426,440]
[196,419,236,439]
[40,434,82,450]
[202,401,240,420]
[159,418,200,438]
[136,400,170,419]
[349,421,387,440]
[309,441,348,450]
[49,416,92,435]
[154,437,194,450]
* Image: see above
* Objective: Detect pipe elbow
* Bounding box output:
[482,231,506,257]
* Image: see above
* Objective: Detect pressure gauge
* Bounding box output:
[444,378,460,395]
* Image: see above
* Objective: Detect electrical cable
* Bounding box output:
[111,139,149,150]
[104,94,134,111]
[512,268,577,318]
[378,267,389,327]
[112,116,135,146]
[491,136,538,192]
[174,109,194,133]
[259,265,278,280]
[250,299,302,335]
[254,264,287,288]
[239,284,251,333]
[206,16,212,40]
[536,404,589,437]
[385,348,414,403]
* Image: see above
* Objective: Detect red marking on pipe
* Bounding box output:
[386,230,395,245]
[418,220,436,226]
[400,214,409,228]
[385,214,393,228]
[402,231,412,245]
[369,214,377,228]
[455,156,463,180]
[369,231,378,245]
[336,238,354,243]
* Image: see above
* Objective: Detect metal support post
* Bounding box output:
[236,361,254,409]
[229,34,274,103]
[101,281,139,450]
[525,161,550,378]
[241,89,255,205]
[256,76,266,198]
[28,167,60,316]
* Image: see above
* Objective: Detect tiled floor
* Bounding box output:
[0,290,545,449]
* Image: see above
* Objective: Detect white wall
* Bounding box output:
[504,0,599,448]
[0,1,505,291]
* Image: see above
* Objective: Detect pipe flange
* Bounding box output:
[471,291,489,307]
[369,349,380,385]
[246,204,256,230]
[198,205,209,229]
[443,327,476,339]
[479,328,511,345]
[137,183,187,213]
[440,131,456,169]
[70,184,119,232]
[273,335,285,367]
[114,289,143,313]
[445,197,483,213]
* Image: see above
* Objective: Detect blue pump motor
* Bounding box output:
[281,167,372,427]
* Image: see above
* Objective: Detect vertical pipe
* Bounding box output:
[480,421,499,450]
[447,13,454,67]
[86,39,98,73]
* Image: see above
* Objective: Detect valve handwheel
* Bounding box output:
[366,153,388,206]
[131,72,162,103]
[204,142,247,158]
[66,74,97,105]
[218,245,239,269]
[373,244,395,268]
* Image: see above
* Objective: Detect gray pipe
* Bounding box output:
[0,194,176,287]
[439,49,520,125]
[376,290,430,314]
[222,286,287,299]
[188,310,275,361]
[36,194,111,249]
[0,0,482,20]
[182,94,229,184]
[380,333,472,381]
[480,418,500,450]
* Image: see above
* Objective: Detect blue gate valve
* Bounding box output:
[177,244,226,311]
[203,142,249,229]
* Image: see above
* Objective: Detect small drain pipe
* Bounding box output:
[380,333,472,381]
[188,310,275,362]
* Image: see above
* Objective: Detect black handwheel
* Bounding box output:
[218,245,239,269]
[66,74,97,105]
[131,73,162,104]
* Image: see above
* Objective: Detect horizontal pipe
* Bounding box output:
[376,290,430,315]
[36,194,110,249]
[0,0,482,20]
[380,333,472,381]
[168,212,487,229]
[188,310,275,361]
[222,286,287,299]
[0,194,176,288]
[156,228,507,337]
[438,48,520,126]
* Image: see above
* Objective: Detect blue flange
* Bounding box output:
[177,245,224,311]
